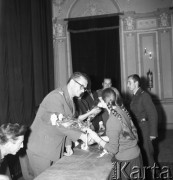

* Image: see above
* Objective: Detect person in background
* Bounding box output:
[96,78,120,128]
[86,88,143,180]
[0,123,27,180]
[26,72,93,177]
[127,74,158,168]
[96,78,120,98]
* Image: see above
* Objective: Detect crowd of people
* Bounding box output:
[0,72,158,180]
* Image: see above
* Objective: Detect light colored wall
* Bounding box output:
[52,0,173,129]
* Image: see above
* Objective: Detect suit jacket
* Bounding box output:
[74,90,102,132]
[74,90,99,115]
[130,88,158,137]
[27,86,82,161]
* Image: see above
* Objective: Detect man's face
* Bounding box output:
[102,79,112,89]
[127,77,137,93]
[73,77,88,97]
[7,135,24,155]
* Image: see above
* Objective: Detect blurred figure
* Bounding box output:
[0,123,26,180]
[86,88,143,180]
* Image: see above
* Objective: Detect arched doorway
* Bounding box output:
[67,14,121,91]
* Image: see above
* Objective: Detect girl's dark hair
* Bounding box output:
[102,88,123,106]
[0,123,27,145]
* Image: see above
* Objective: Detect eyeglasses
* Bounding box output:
[73,79,87,92]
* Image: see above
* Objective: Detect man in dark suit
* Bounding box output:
[74,76,102,132]
[26,72,90,177]
[74,88,102,132]
[127,74,158,168]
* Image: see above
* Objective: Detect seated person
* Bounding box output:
[0,123,27,180]
[87,88,143,180]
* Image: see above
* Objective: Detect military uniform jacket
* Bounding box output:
[27,86,82,161]
[130,88,158,137]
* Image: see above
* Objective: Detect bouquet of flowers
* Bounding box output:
[50,113,94,151]
[50,113,90,130]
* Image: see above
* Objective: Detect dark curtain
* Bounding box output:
[0,0,54,126]
[68,15,121,91]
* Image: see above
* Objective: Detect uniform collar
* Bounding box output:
[134,87,143,96]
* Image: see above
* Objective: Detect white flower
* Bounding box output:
[50,113,58,125]
[58,113,64,121]
[97,101,103,108]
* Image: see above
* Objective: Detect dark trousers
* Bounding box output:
[138,121,155,167]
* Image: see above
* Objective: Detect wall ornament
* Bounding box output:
[53,0,66,18]
[53,18,66,42]
[53,0,66,7]
[82,0,106,17]
[160,13,169,27]
[124,16,134,31]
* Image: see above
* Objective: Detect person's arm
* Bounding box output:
[102,115,121,154]
[77,107,101,121]
[142,93,158,138]
[41,92,91,145]
[87,115,121,154]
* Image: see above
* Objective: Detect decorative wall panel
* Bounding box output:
[160,30,173,99]
[138,32,159,96]
[54,40,68,88]
[125,34,137,76]
[136,18,157,30]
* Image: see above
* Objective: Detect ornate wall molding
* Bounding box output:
[52,18,67,42]
[81,0,106,17]
[159,13,169,27]
[136,18,157,30]
[53,0,67,19]
[53,0,66,7]
[124,16,135,31]
[126,32,135,37]
[122,8,172,32]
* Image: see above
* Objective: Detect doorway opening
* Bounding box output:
[67,14,121,91]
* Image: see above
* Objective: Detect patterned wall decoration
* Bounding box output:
[52,17,67,42]
[53,0,67,19]
[53,0,66,6]
[159,13,170,27]
[122,10,172,32]
[136,18,157,30]
[124,16,135,31]
[81,0,106,17]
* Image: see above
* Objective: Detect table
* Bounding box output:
[34,146,113,180]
